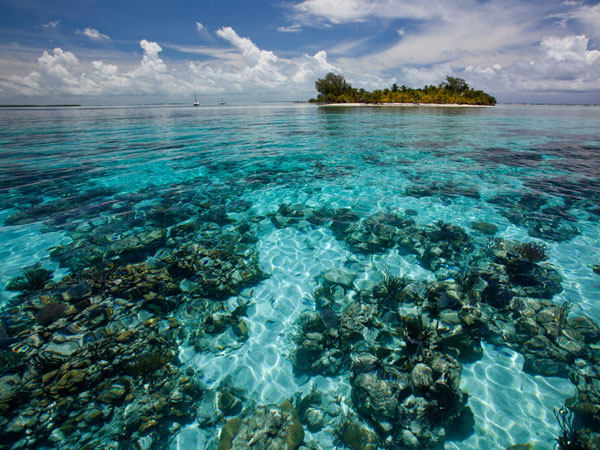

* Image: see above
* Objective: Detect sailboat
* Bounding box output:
[193,89,200,107]
[219,96,226,106]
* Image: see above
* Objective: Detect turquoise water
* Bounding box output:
[0,104,599,450]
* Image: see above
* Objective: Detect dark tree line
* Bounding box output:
[309,73,496,105]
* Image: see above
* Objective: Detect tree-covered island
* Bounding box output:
[309,73,496,105]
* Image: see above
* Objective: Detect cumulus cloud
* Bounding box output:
[76,27,110,41]
[217,27,278,66]
[0,28,337,100]
[210,26,335,89]
[462,34,600,95]
[541,35,600,64]
[14,48,95,96]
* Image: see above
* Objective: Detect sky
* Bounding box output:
[0,0,599,104]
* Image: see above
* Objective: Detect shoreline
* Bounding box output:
[319,102,494,108]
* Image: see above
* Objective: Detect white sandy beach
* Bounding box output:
[320,102,494,107]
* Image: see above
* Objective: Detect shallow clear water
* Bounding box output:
[1,104,599,450]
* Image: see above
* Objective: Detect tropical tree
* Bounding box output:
[315,73,352,100]
[441,76,469,94]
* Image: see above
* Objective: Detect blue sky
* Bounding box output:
[0,0,599,104]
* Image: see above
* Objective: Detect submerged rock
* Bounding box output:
[352,371,401,433]
[35,302,69,325]
[218,417,240,450]
[411,363,434,391]
[323,268,357,290]
[471,221,498,235]
[340,421,379,450]
[218,400,304,450]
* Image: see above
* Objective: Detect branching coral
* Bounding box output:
[380,268,403,304]
[514,242,550,262]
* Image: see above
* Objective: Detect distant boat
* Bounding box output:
[193,89,200,107]
[219,96,226,106]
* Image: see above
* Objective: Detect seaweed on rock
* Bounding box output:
[554,406,588,450]
[401,314,436,365]
[6,263,53,292]
[124,352,174,379]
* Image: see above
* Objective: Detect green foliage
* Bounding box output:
[442,76,469,94]
[315,72,353,103]
[310,74,496,105]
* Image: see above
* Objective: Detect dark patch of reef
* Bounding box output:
[0,179,267,450]
[1,162,600,450]
[276,203,600,449]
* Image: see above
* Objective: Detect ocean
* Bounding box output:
[0,103,598,450]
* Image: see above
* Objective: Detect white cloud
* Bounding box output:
[286,0,600,100]
[461,34,600,95]
[294,0,444,24]
[0,29,337,100]
[294,0,374,23]
[559,2,600,38]
[290,0,600,70]
[216,27,278,66]
[14,48,95,96]
[402,64,453,87]
[541,35,600,64]
[213,27,336,89]
[140,39,162,60]
[336,1,547,69]
[76,27,110,41]
[3,18,598,104]
[195,21,211,39]
[40,47,78,66]
[277,24,302,33]
[42,20,60,29]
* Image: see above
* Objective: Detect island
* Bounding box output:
[0,104,81,108]
[309,73,496,106]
